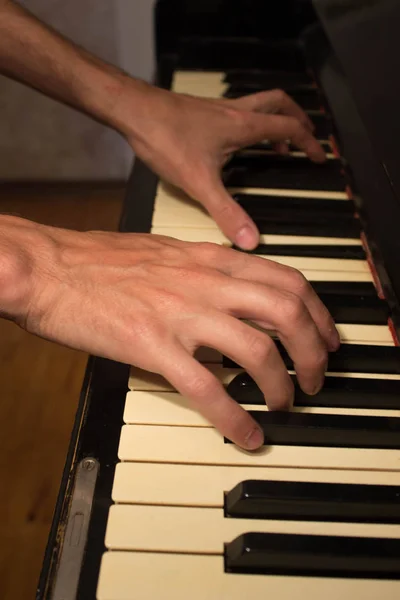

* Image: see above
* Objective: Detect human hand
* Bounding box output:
[119,83,326,251]
[1,218,339,450]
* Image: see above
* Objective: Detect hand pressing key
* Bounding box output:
[0,217,339,451]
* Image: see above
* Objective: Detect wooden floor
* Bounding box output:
[0,184,125,600]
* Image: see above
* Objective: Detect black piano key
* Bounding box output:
[318,293,389,324]
[224,85,321,111]
[224,480,400,522]
[310,281,377,296]
[311,113,333,138]
[224,532,400,578]
[246,243,365,260]
[225,411,400,449]
[234,193,355,216]
[250,140,332,153]
[223,69,313,87]
[223,343,400,374]
[224,154,345,191]
[255,219,361,238]
[227,372,400,410]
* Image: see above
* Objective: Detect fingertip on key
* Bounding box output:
[234,224,259,250]
[244,426,264,450]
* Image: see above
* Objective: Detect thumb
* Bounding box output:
[192,172,259,250]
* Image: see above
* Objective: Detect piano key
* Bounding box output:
[224,532,400,578]
[255,221,360,240]
[316,293,388,324]
[254,218,361,239]
[128,364,242,391]
[112,462,400,507]
[240,411,400,449]
[252,140,333,154]
[224,155,344,191]
[227,372,400,410]
[311,281,377,296]
[225,479,400,522]
[224,343,400,373]
[228,187,349,199]
[123,391,400,429]
[309,113,333,139]
[249,244,365,260]
[104,505,400,554]
[171,71,227,97]
[118,425,400,470]
[97,552,400,600]
[234,193,355,216]
[223,69,314,87]
[151,226,363,247]
[241,148,336,159]
[253,254,370,273]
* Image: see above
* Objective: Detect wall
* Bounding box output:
[0,0,156,181]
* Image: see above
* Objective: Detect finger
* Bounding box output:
[191,173,260,250]
[273,141,290,155]
[231,113,326,163]
[232,89,314,132]
[184,310,294,410]
[159,345,264,450]
[190,275,328,395]
[189,244,340,352]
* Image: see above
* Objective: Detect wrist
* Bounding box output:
[0,216,46,323]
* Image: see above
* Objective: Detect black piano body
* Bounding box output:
[36,1,400,598]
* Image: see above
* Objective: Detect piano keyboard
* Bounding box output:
[96,68,400,599]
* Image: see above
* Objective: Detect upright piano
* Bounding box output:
[37,0,400,598]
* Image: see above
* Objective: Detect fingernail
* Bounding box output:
[245,426,264,450]
[235,225,258,250]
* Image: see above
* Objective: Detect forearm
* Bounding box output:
[0,0,147,138]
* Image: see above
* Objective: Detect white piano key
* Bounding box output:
[123,390,400,427]
[171,71,227,97]
[97,552,400,600]
[335,324,393,345]
[297,269,373,281]
[128,364,240,391]
[118,425,400,471]
[152,183,220,228]
[105,505,400,554]
[227,187,349,200]
[151,226,362,246]
[112,462,400,506]
[263,324,393,346]
[254,254,369,273]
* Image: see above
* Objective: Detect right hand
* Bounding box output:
[1,217,340,450]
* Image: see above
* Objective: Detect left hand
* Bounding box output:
[120,83,326,250]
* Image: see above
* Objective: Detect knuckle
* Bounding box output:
[245,332,274,366]
[193,241,223,263]
[278,293,306,323]
[183,372,219,399]
[286,269,311,299]
[270,88,287,103]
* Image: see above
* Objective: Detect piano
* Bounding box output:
[37,0,400,598]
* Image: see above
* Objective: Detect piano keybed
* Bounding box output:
[95,66,400,599]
